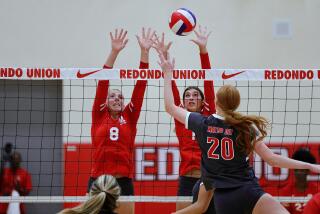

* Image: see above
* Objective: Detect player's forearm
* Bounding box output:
[140,49,149,64]
[104,50,120,67]
[200,52,211,69]
[268,153,311,169]
[164,72,175,114]
[164,73,187,124]
[199,46,208,55]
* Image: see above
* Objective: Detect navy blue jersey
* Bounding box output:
[186,112,256,189]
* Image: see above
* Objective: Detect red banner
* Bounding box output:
[64,143,320,213]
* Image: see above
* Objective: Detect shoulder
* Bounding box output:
[15,168,32,178]
[206,114,225,125]
[20,168,31,175]
[187,112,208,123]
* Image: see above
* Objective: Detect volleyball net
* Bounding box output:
[0,68,319,208]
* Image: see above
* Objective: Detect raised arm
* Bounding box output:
[93,29,128,123]
[152,33,181,106]
[160,53,188,125]
[254,141,320,173]
[191,26,215,114]
[104,28,128,67]
[125,28,155,123]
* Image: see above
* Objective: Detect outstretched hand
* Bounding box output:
[136,27,156,52]
[158,52,175,76]
[110,28,128,53]
[190,25,212,53]
[152,32,172,59]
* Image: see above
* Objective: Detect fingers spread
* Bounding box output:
[110,32,114,40]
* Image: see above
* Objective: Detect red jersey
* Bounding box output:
[303,192,320,214]
[172,53,215,176]
[90,62,147,178]
[279,181,319,214]
[0,168,32,214]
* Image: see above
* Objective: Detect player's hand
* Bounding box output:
[110,28,128,53]
[190,25,212,54]
[309,164,320,174]
[136,27,156,52]
[158,52,175,77]
[152,32,172,59]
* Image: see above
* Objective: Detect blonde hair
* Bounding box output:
[58,175,121,214]
[216,85,269,154]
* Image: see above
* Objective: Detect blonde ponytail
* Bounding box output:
[58,175,120,214]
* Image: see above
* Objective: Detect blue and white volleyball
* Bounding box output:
[169,8,196,36]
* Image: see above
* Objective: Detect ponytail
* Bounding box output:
[224,110,269,154]
[57,174,120,214]
[216,85,269,154]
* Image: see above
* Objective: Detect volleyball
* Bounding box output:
[169,8,196,36]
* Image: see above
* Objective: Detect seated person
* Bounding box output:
[279,148,318,214]
[0,151,32,214]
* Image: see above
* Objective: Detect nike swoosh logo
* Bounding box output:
[222,70,246,79]
[76,69,104,78]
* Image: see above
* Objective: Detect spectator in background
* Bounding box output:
[0,151,32,214]
[303,192,320,214]
[58,174,121,214]
[280,148,318,214]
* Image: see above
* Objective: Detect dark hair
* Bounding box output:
[216,85,269,154]
[182,86,204,101]
[292,148,316,164]
[4,143,13,154]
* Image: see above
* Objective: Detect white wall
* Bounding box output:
[1,0,320,68]
[1,0,320,144]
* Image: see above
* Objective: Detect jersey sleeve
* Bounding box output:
[200,53,216,115]
[186,112,206,134]
[200,52,211,69]
[172,80,182,107]
[125,61,148,124]
[92,65,111,125]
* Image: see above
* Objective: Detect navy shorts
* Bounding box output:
[192,179,216,214]
[87,176,134,196]
[177,176,199,196]
[214,181,265,214]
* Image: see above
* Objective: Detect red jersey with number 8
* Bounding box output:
[90,63,147,178]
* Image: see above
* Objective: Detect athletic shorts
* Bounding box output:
[214,180,265,214]
[192,179,216,214]
[87,176,134,196]
[177,176,199,196]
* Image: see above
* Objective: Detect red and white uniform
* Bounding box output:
[172,53,215,176]
[90,62,147,178]
[279,181,318,214]
[0,168,32,214]
[303,192,320,214]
